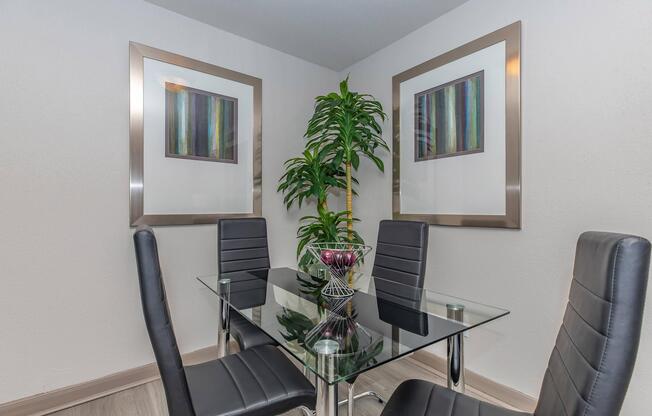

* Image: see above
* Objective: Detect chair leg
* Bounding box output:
[299,406,315,416]
[353,390,385,403]
[347,383,354,415]
[338,387,386,414]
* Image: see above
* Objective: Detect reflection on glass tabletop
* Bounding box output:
[197,267,508,384]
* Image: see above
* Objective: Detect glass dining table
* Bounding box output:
[197,267,509,416]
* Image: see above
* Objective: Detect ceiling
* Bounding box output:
[145,0,470,71]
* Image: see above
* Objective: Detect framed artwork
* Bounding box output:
[129,42,262,226]
[414,71,484,162]
[392,22,521,229]
[165,82,238,163]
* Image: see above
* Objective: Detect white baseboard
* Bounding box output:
[411,349,538,412]
[0,346,219,416]
[0,346,537,415]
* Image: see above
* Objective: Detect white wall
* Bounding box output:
[0,0,337,404]
[3,0,652,413]
[342,0,652,413]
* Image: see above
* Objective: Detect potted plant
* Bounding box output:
[305,78,388,241]
[278,147,361,272]
[278,78,388,276]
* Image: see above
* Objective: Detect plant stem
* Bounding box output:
[345,161,353,240]
[320,199,329,213]
[345,161,354,287]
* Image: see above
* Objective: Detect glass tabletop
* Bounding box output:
[197,267,509,384]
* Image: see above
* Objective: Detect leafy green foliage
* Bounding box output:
[276,297,384,374]
[277,308,315,344]
[295,270,329,305]
[277,77,386,272]
[296,209,363,271]
[277,148,355,210]
[305,77,389,172]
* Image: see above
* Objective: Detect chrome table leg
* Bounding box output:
[316,379,338,416]
[347,383,354,416]
[315,340,339,416]
[447,304,465,393]
[217,279,231,358]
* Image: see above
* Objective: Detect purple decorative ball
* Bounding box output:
[320,249,334,265]
[342,251,357,267]
[332,251,344,267]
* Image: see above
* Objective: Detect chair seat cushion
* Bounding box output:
[185,345,315,416]
[230,312,277,350]
[381,380,531,416]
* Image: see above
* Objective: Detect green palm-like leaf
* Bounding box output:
[296,210,363,272]
[305,77,388,169]
[278,148,356,210]
[277,77,383,271]
[304,77,388,240]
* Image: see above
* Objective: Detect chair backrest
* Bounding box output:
[535,232,650,416]
[218,218,270,278]
[372,220,429,289]
[133,226,195,416]
[376,295,429,336]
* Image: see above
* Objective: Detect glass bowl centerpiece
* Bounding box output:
[307,242,372,298]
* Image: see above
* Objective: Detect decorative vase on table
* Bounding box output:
[307,242,372,298]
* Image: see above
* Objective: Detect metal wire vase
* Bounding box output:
[307,242,372,298]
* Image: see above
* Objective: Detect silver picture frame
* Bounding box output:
[392,22,521,229]
[129,42,262,226]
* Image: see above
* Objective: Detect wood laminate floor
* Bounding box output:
[49,354,524,416]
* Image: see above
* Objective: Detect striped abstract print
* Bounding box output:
[165,82,237,163]
[414,71,483,161]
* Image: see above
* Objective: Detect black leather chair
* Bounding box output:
[218,218,276,351]
[134,226,314,416]
[377,292,429,337]
[372,219,430,302]
[344,220,430,414]
[381,231,651,416]
[374,219,431,336]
